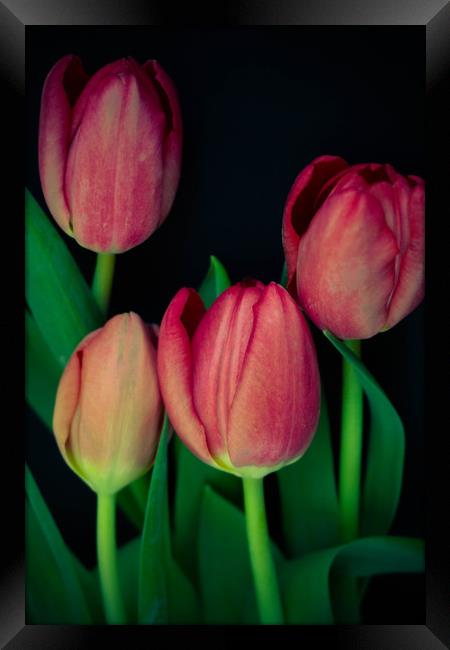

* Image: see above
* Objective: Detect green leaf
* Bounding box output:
[280,261,288,287]
[198,485,284,624]
[323,331,405,536]
[197,254,231,309]
[173,254,239,582]
[26,465,92,623]
[116,472,150,532]
[138,416,171,624]
[172,437,241,582]
[25,189,102,366]
[281,536,424,624]
[25,310,62,430]
[278,393,339,556]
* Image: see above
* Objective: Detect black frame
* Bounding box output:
[2,0,449,647]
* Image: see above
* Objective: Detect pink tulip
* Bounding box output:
[157,281,320,478]
[53,313,162,495]
[282,156,425,340]
[39,55,182,253]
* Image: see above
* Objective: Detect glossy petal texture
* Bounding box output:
[158,282,321,477]
[157,288,213,465]
[39,56,182,253]
[38,55,88,233]
[53,313,162,495]
[283,157,425,339]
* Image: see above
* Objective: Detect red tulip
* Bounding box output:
[282,156,425,339]
[39,55,182,253]
[53,313,162,495]
[157,281,320,478]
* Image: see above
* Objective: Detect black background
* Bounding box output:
[26,26,425,623]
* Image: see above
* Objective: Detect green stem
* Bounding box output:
[242,477,284,624]
[97,493,126,624]
[339,339,363,542]
[92,253,116,316]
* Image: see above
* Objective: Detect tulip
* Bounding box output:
[53,312,162,495]
[157,281,321,479]
[282,155,425,339]
[39,55,182,253]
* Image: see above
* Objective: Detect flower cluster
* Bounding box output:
[32,54,425,626]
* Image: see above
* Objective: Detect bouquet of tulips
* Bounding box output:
[26,55,425,625]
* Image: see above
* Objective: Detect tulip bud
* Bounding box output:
[39,55,182,253]
[53,313,162,495]
[157,281,320,478]
[282,156,425,340]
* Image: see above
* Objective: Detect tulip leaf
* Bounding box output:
[323,331,405,536]
[172,255,240,582]
[197,254,231,309]
[138,415,171,623]
[280,261,288,287]
[277,393,340,557]
[172,436,241,583]
[281,535,424,624]
[116,473,150,532]
[25,310,62,431]
[26,465,92,623]
[25,189,102,366]
[198,485,284,624]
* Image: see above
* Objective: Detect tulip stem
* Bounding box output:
[97,493,126,624]
[242,477,284,624]
[339,339,363,542]
[92,253,116,316]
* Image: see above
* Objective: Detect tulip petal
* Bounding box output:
[282,156,348,293]
[227,283,320,470]
[385,180,424,328]
[157,289,213,465]
[53,328,100,470]
[39,55,88,233]
[191,283,264,461]
[65,67,166,252]
[297,191,399,339]
[70,313,161,494]
[143,61,183,220]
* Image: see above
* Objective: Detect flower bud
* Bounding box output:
[157,281,320,478]
[282,156,425,339]
[53,313,162,495]
[39,55,182,253]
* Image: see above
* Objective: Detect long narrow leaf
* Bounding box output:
[25,311,62,430]
[278,393,339,556]
[25,465,91,623]
[138,416,171,624]
[25,189,102,366]
[323,331,405,536]
[173,255,240,581]
[281,535,424,624]
[198,485,284,624]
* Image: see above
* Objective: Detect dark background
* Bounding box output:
[26,26,425,623]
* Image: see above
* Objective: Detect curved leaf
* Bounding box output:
[25,311,62,430]
[323,331,405,536]
[197,254,231,309]
[138,416,171,624]
[282,535,424,624]
[198,486,284,624]
[173,255,240,581]
[278,393,339,556]
[25,189,102,366]
[26,465,92,623]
